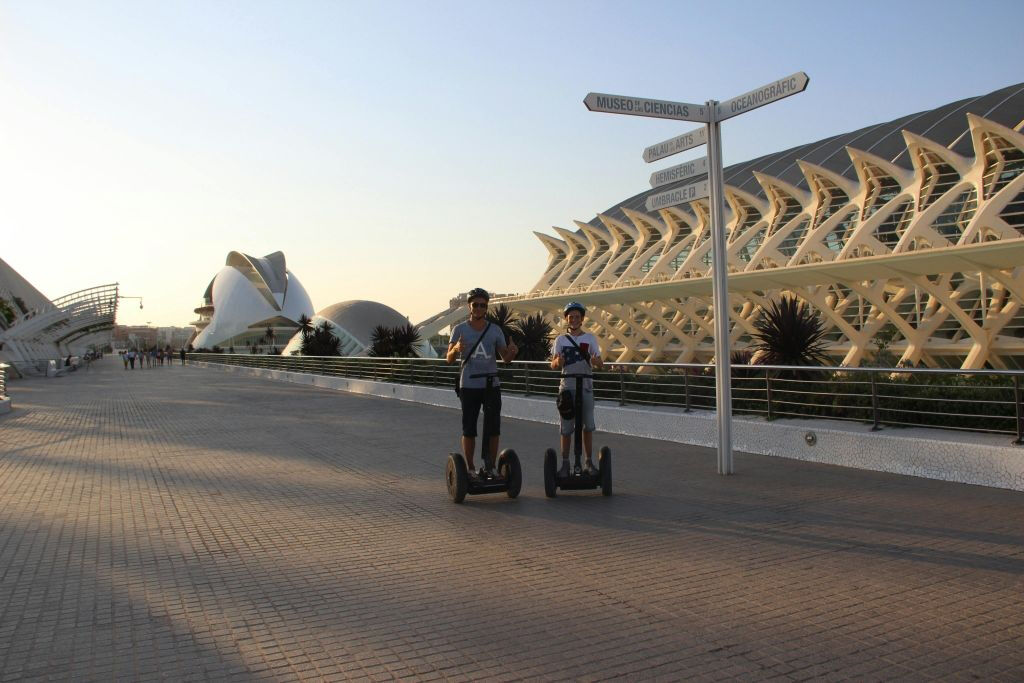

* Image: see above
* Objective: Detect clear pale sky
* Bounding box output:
[2,0,1022,327]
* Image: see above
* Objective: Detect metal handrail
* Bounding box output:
[187,354,1024,443]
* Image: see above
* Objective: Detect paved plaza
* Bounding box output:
[1,358,1023,681]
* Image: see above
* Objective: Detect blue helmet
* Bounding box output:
[563,301,586,317]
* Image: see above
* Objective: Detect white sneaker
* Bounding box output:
[584,459,598,475]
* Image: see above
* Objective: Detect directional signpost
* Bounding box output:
[585,72,809,475]
[649,156,708,189]
[645,179,708,212]
[642,126,707,163]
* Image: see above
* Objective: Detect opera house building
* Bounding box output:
[192,251,313,351]
[501,82,1024,370]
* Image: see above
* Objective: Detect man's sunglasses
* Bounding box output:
[470,302,488,309]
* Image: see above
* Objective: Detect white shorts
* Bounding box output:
[559,387,596,435]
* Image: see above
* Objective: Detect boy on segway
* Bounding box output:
[550,301,603,477]
[446,288,518,478]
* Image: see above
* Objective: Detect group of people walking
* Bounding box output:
[120,347,186,370]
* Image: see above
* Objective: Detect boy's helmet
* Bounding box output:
[563,301,586,317]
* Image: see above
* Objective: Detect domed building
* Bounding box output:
[282,300,436,357]
[191,251,313,350]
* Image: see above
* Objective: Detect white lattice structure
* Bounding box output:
[0,281,119,374]
[506,86,1024,370]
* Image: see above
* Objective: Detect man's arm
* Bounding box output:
[499,336,518,363]
[446,335,462,365]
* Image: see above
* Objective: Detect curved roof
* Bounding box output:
[225,251,288,310]
[590,82,1024,227]
[316,300,409,346]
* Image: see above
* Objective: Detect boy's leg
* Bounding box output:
[582,391,598,471]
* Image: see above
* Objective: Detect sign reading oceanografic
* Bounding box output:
[644,179,709,212]
[642,126,707,163]
[584,93,708,123]
[717,72,809,121]
[649,156,708,188]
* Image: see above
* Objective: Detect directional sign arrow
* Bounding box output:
[642,126,707,163]
[650,156,709,189]
[585,93,708,123]
[716,72,809,121]
[645,179,710,212]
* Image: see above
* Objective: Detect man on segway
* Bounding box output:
[446,288,518,477]
[550,301,603,477]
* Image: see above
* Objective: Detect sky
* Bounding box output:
[2,0,1023,327]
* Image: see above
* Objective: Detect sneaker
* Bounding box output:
[558,460,570,478]
[583,460,598,476]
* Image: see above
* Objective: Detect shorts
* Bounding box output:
[460,387,501,438]
[559,386,596,435]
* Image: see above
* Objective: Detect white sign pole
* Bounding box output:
[705,100,733,475]
[584,72,807,478]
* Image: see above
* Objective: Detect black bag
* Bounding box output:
[454,323,491,397]
[556,389,575,420]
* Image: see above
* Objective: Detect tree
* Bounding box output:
[368,325,394,357]
[301,321,342,356]
[751,296,831,367]
[511,313,552,361]
[869,322,899,368]
[296,314,314,341]
[263,325,276,349]
[0,297,15,326]
[390,323,422,358]
[486,303,518,345]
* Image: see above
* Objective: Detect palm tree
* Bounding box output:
[368,325,394,357]
[486,303,519,345]
[301,321,342,356]
[296,314,314,341]
[263,324,276,353]
[751,296,831,367]
[511,313,552,361]
[390,323,422,358]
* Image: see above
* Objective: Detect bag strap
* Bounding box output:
[460,323,492,367]
[561,333,590,360]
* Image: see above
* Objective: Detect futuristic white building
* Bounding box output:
[0,256,119,375]
[496,82,1024,370]
[192,251,313,350]
[281,300,426,357]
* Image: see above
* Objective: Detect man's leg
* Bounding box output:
[460,390,483,470]
[461,436,476,470]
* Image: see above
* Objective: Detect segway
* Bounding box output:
[446,372,522,503]
[544,372,612,497]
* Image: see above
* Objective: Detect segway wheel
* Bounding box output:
[543,448,558,498]
[497,449,522,498]
[598,446,612,497]
[446,453,469,503]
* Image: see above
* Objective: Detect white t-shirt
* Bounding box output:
[552,332,600,392]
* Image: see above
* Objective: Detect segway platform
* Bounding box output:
[543,447,612,496]
[543,370,612,498]
[446,449,522,503]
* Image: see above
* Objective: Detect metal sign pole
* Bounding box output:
[706,100,733,475]
[585,73,807,477]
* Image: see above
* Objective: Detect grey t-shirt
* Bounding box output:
[451,322,507,389]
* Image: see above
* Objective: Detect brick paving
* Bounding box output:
[1,357,1023,681]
